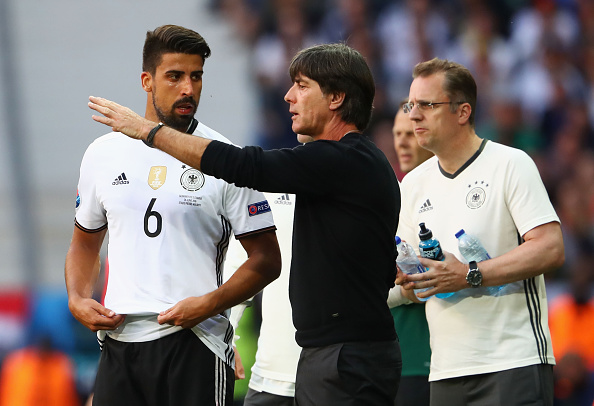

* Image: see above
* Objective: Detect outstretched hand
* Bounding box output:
[88,96,155,140]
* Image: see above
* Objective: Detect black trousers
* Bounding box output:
[295,340,402,406]
[430,364,554,406]
[93,329,233,406]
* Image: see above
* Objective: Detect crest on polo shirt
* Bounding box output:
[148,166,167,190]
[466,180,488,209]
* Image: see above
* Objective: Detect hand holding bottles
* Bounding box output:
[395,236,430,302]
[418,223,453,299]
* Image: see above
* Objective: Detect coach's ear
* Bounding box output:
[141,72,153,93]
[329,91,345,111]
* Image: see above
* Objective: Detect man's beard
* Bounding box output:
[152,95,197,132]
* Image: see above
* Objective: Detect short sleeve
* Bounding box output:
[74,144,107,231]
[222,183,276,239]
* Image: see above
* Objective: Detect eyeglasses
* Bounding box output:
[402,101,463,114]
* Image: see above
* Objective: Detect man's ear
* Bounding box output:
[458,103,472,125]
[141,72,152,93]
[329,92,346,111]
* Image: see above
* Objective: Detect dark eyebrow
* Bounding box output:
[165,70,203,76]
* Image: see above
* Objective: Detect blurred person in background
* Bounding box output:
[393,99,434,175]
[376,0,451,104]
[65,24,280,406]
[0,335,79,406]
[251,2,318,150]
[388,99,434,406]
[549,245,594,405]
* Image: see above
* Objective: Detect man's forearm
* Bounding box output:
[151,125,212,171]
[65,228,106,302]
[65,249,100,302]
[479,222,564,286]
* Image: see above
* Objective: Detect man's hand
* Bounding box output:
[88,96,155,140]
[68,296,125,332]
[157,296,215,329]
[395,267,428,303]
[233,347,246,380]
[401,251,468,299]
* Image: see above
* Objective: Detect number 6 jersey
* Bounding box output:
[74,121,275,364]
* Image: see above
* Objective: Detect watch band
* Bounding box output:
[145,122,164,148]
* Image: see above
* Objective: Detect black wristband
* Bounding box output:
[145,122,164,148]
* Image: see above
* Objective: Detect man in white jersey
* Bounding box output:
[226,191,300,405]
[395,58,564,406]
[65,25,281,406]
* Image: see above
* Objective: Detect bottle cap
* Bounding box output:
[455,229,465,238]
[418,222,433,240]
[395,236,401,244]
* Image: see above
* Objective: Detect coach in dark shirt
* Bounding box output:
[89,43,402,405]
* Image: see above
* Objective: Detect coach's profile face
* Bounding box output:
[284,73,336,139]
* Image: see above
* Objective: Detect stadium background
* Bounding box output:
[0,0,593,404]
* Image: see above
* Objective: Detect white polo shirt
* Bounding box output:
[397,140,559,381]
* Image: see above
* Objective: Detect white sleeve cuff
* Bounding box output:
[387,285,413,308]
[229,299,252,331]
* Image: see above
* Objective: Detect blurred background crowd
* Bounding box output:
[1,0,593,404]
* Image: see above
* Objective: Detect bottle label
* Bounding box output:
[421,246,443,260]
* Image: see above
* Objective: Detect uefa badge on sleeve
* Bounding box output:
[247,201,271,217]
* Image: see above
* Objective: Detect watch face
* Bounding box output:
[467,269,483,287]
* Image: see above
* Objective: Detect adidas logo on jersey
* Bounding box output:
[112,172,129,185]
[274,193,292,205]
[419,199,433,213]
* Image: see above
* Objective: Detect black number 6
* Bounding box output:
[144,198,162,238]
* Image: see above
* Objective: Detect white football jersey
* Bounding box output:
[398,140,559,381]
[75,122,275,366]
[226,193,301,396]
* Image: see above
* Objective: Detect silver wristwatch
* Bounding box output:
[466,261,483,288]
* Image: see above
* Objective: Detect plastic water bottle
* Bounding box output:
[455,229,504,294]
[418,223,453,299]
[395,236,430,302]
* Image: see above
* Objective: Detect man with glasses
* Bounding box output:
[395,58,564,406]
